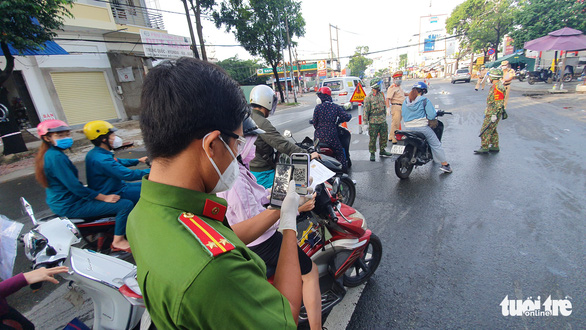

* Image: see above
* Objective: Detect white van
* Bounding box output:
[320,76,364,108]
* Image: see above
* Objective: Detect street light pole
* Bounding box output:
[278,12,289,103]
[285,15,297,103]
[181,0,200,59]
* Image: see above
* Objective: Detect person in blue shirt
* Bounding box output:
[83,120,149,205]
[402,82,452,173]
[34,120,134,252]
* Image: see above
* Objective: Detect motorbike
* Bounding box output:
[390,109,452,179]
[309,119,353,169]
[20,197,149,330]
[515,68,527,82]
[527,68,553,85]
[283,130,356,206]
[287,178,381,325]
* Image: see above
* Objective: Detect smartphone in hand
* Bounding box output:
[290,153,310,195]
[270,164,293,207]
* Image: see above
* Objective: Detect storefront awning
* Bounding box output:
[0,41,68,56]
[485,52,535,69]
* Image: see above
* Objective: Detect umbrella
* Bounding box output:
[524,27,586,88]
[524,27,586,51]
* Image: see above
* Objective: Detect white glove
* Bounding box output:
[491,114,497,123]
[279,180,300,233]
[386,107,391,116]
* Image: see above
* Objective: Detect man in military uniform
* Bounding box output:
[128,58,302,328]
[501,60,515,108]
[385,71,407,143]
[364,83,392,161]
[475,68,506,154]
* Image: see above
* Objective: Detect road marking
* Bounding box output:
[324,284,366,329]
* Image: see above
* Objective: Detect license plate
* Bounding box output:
[390,145,405,154]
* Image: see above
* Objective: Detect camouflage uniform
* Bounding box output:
[480,81,506,149]
[364,90,388,153]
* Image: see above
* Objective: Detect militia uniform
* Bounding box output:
[364,86,391,160]
[127,178,296,328]
[477,78,506,153]
[385,71,405,143]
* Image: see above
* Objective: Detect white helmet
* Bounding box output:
[250,85,278,116]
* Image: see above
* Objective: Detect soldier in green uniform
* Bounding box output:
[475,68,507,154]
[128,58,302,328]
[364,83,392,161]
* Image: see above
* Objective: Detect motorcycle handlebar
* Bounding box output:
[436,110,453,116]
[326,204,338,222]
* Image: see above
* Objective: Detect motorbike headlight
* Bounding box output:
[23,230,48,261]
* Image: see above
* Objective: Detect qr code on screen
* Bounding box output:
[293,168,306,186]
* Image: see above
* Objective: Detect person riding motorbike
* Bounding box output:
[312,87,352,171]
[249,84,319,188]
[34,120,135,252]
[401,82,452,173]
[217,117,322,329]
[84,120,150,205]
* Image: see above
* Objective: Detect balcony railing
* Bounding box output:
[110,0,165,30]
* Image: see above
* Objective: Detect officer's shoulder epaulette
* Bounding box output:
[177,212,235,257]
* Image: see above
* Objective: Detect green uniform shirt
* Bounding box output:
[127,178,296,329]
[364,92,387,124]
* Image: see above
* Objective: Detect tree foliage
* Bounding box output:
[399,54,408,69]
[0,0,73,86]
[216,55,266,85]
[446,0,517,60]
[347,46,373,78]
[509,0,586,49]
[213,0,305,102]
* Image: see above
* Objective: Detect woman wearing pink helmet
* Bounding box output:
[34,120,134,252]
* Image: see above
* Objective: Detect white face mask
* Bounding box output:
[112,136,123,149]
[203,133,240,194]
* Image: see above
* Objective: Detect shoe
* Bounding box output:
[440,164,452,173]
[474,148,489,154]
[370,153,375,161]
[475,88,478,91]
[379,150,392,157]
[489,146,500,152]
[111,245,132,253]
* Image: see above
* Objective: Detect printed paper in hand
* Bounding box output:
[309,159,335,190]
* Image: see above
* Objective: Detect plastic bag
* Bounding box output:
[0,215,24,280]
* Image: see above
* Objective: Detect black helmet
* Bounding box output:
[243,117,265,136]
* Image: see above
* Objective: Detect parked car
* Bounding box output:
[319,76,364,108]
[451,68,471,84]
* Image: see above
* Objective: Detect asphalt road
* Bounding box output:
[345,81,586,328]
[3,83,585,328]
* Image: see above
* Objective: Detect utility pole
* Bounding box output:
[181,0,199,59]
[329,24,341,74]
[329,24,334,78]
[294,48,304,93]
[278,12,289,103]
[285,15,297,103]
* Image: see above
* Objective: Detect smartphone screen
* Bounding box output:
[291,153,310,195]
[270,164,293,207]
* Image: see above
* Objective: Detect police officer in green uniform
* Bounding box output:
[364,83,392,161]
[475,68,507,154]
[128,58,302,328]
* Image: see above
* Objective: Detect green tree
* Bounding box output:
[187,0,215,61]
[509,0,586,49]
[446,0,518,60]
[0,0,73,86]
[216,55,266,85]
[213,0,305,103]
[399,54,408,69]
[347,46,373,78]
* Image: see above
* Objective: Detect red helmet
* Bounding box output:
[317,87,331,96]
[37,119,70,138]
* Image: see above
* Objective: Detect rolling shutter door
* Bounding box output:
[50,72,118,125]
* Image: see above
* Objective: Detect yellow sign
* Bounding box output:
[477,57,484,65]
[350,83,367,103]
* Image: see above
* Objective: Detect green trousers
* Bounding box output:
[369,123,388,153]
[480,114,500,149]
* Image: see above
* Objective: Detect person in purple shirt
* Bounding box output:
[217,117,322,329]
[1,266,68,329]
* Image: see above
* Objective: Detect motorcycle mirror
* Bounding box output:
[343,103,352,110]
[23,230,48,261]
[314,138,319,148]
[283,130,292,138]
[331,178,341,195]
[20,197,38,226]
